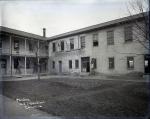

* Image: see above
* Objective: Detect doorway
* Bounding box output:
[81,57,90,72]
[59,60,62,73]
[144,54,150,74]
[0,59,7,75]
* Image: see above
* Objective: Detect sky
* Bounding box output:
[0,0,133,37]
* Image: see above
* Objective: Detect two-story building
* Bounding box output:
[0,13,149,77]
[0,27,49,76]
[48,13,149,75]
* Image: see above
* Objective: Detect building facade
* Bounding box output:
[0,27,49,76]
[48,13,149,75]
[0,13,149,77]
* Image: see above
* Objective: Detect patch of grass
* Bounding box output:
[2,78,149,116]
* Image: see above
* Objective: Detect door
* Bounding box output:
[81,57,90,72]
[0,59,7,75]
[145,54,150,74]
[59,61,62,73]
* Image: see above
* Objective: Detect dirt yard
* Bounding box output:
[2,78,149,117]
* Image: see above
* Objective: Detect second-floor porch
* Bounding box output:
[0,34,49,57]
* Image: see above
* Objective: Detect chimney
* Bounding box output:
[43,28,46,37]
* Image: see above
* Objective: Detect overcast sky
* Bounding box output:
[0,0,132,37]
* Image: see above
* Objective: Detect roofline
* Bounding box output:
[0,26,47,40]
[47,13,146,41]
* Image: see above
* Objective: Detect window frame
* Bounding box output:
[75,60,79,69]
[69,60,72,69]
[93,33,99,47]
[80,36,85,49]
[70,38,74,50]
[60,41,64,51]
[107,30,114,45]
[14,39,19,51]
[52,61,55,69]
[108,57,115,69]
[124,25,133,42]
[52,42,56,52]
[127,56,134,69]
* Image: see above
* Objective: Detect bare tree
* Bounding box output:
[29,39,48,80]
[126,0,149,50]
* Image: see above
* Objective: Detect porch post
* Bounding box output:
[24,38,27,75]
[25,57,26,75]
[9,35,12,76]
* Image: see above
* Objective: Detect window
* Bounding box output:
[1,59,6,68]
[14,39,19,51]
[52,61,55,69]
[80,36,85,49]
[28,41,34,52]
[70,38,74,50]
[69,60,72,69]
[75,60,79,69]
[109,57,114,69]
[93,33,99,47]
[52,42,56,52]
[127,57,134,69]
[124,25,133,42]
[61,41,64,51]
[91,58,97,69]
[0,34,9,49]
[107,30,114,45]
[26,58,32,69]
[14,58,19,69]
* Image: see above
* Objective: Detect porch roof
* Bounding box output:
[0,26,47,41]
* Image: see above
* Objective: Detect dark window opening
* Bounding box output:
[14,58,20,69]
[69,60,72,69]
[52,61,55,69]
[70,38,74,50]
[28,41,34,52]
[75,60,79,69]
[109,57,114,69]
[52,42,56,52]
[1,59,6,68]
[61,41,64,51]
[93,33,99,47]
[26,58,32,69]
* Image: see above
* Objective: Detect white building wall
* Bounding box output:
[49,22,148,75]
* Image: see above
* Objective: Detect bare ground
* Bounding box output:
[2,78,149,117]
